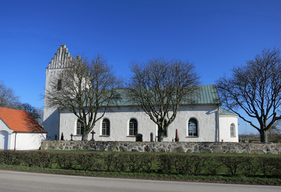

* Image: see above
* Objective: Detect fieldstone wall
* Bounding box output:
[41,140,281,154]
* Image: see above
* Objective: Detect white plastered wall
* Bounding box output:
[43,68,63,140]
[219,115,239,142]
[11,132,47,150]
[59,106,219,142]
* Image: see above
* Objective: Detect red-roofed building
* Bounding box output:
[0,107,47,150]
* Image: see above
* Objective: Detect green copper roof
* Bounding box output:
[189,84,220,105]
[115,84,221,106]
[219,107,237,116]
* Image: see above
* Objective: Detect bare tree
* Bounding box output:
[268,120,281,140]
[45,54,121,140]
[0,81,20,109]
[127,58,200,141]
[216,48,281,142]
[19,103,42,124]
[35,107,44,126]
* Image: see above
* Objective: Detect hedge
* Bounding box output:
[0,150,280,177]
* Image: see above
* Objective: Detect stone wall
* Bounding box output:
[41,140,281,154]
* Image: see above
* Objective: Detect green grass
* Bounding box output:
[0,163,280,185]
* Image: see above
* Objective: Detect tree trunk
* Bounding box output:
[158,125,163,142]
[82,133,88,141]
[260,129,268,143]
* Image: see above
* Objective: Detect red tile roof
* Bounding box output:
[0,107,47,133]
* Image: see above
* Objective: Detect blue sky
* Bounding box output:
[1,0,281,134]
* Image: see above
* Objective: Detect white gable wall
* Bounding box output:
[0,118,13,133]
[0,118,13,149]
[59,106,220,142]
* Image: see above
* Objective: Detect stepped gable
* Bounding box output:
[48,44,74,69]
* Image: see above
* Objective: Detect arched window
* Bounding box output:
[188,118,198,136]
[102,119,110,135]
[76,120,84,135]
[230,123,236,137]
[129,119,138,135]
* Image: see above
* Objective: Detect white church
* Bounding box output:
[43,45,239,142]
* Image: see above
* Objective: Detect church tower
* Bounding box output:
[43,45,74,140]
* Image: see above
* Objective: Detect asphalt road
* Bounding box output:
[0,170,280,192]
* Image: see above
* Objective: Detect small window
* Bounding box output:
[188,118,198,136]
[57,79,62,91]
[102,119,110,135]
[77,120,84,135]
[129,119,138,135]
[230,123,236,137]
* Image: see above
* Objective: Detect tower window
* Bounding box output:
[57,79,62,91]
